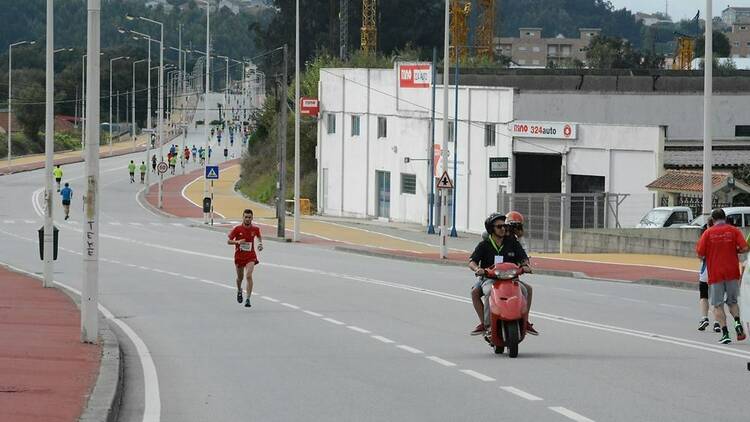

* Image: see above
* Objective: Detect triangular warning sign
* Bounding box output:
[437,171,453,189]
[207,168,218,178]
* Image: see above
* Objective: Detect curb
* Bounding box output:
[136,186,180,219]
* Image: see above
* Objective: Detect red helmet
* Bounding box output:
[505,211,524,226]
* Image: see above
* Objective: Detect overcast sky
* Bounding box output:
[610,0,749,21]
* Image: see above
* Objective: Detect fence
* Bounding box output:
[497,192,629,253]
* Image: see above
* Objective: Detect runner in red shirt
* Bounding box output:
[227,209,263,307]
[696,208,749,344]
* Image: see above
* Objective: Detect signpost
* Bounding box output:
[437,170,454,189]
[489,157,509,178]
[205,165,219,226]
[205,165,219,180]
[156,161,168,174]
[508,121,577,140]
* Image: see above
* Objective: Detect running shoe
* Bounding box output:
[735,321,746,341]
[713,322,722,332]
[244,298,251,308]
[470,323,484,336]
[698,318,709,331]
[718,333,731,344]
[526,322,539,336]
[236,290,243,304]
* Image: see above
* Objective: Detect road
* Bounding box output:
[2,118,749,422]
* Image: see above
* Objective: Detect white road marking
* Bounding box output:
[500,386,543,401]
[262,296,280,303]
[165,271,180,276]
[621,298,647,303]
[396,345,423,354]
[149,222,162,226]
[138,266,149,270]
[23,219,35,224]
[460,369,495,382]
[281,302,300,310]
[303,310,323,317]
[130,222,143,226]
[549,406,596,422]
[425,356,457,367]
[171,223,184,227]
[347,325,370,334]
[110,222,122,226]
[109,260,121,265]
[3,220,15,224]
[371,335,395,344]
[659,303,688,310]
[322,317,345,325]
[183,275,198,280]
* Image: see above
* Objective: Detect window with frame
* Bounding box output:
[327,113,336,134]
[401,173,416,195]
[484,124,496,147]
[448,121,456,143]
[736,125,750,137]
[351,115,360,136]
[378,116,387,138]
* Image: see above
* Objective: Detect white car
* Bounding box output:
[636,207,693,228]
[683,207,750,229]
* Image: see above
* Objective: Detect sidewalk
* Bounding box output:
[148,163,700,286]
[0,265,101,422]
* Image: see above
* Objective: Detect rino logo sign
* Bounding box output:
[399,63,431,88]
[508,121,578,140]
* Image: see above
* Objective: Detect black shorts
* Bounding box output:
[55,178,61,183]
[699,282,709,299]
[62,200,71,206]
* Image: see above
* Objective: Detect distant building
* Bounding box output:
[722,6,750,26]
[728,22,750,58]
[494,28,601,68]
[635,12,670,27]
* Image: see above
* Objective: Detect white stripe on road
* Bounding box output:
[24,219,35,224]
[130,222,143,226]
[322,317,345,325]
[110,222,122,226]
[3,220,15,224]
[371,335,395,344]
[303,310,323,317]
[346,326,370,334]
[659,303,688,310]
[396,345,423,354]
[549,406,596,422]
[281,302,300,310]
[183,275,198,280]
[500,386,543,401]
[425,356,457,367]
[460,369,495,382]
[262,296,280,303]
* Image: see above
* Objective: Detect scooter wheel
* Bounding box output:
[494,345,504,354]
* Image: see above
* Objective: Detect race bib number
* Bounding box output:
[239,242,253,252]
[494,255,504,265]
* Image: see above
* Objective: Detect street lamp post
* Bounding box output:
[218,55,230,101]
[197,0,211,224]
[43,0,54,288]
[293,0,301,242]
[109,56,128,155]
[703,0,713,216]
[133,59,145,149]
[6,40,35,172]
[440,0,450,259]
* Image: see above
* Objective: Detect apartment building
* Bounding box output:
[495,28,601,68]
[728,21,750,57]
[722,6,750,26]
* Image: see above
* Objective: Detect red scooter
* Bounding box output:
[481,263,528,358]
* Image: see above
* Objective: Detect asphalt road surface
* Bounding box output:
[2,127,749,422]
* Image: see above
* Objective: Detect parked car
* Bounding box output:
[636,207,694,228]
[682,207,750,228]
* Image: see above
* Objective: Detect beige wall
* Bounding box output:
[729,23,750,58]
[495,28,600,67]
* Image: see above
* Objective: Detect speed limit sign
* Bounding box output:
[156,161,168,174]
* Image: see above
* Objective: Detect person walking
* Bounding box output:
[191,145,197,163]
[139,161,147,184]
[128,160,136,183]
[223,146,229,161]
[53,165,63,192]
[168,154,177,175]
[151,154,157,173]
[697,208,750,344]
[697,218,721,332]
[227,209,263,308]
[60,183,73,220]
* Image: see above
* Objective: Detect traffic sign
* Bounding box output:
[205,166,220,180]
[436,171,454,189]
[156,161,168,175]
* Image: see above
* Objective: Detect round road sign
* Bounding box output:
[156,161,169,174]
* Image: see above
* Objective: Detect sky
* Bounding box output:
[610,0,749,21]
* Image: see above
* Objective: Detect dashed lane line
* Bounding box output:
[549,406,596,422]
[322,317,345,325]
[396,345,423,354]
[347,326,371,334]
[500,386,544,401]
[460,369,496,382]
[425,356,456,367]
[371,335,395,344]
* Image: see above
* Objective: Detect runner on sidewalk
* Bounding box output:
[60,183,73,220]
[128,161,136,183]
[228,209,263,308]
[152,154,157,172]
[139,161,147,184]
[53,165,63,192]
[191,145,197,163]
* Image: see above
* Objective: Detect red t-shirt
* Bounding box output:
[696,223,748,284]
[228,224,261,259]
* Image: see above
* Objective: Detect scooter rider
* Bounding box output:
[504,211,537,335]
[468,213,537,336]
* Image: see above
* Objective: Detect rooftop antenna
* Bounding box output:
[665,0,668,18]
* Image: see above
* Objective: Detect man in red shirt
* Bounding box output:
[696,208,749,344]
[228,209,263,307]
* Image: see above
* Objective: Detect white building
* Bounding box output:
[316,65,665,232]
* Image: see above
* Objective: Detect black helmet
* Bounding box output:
[484,212,506,234]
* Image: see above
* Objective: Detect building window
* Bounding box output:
[532,59,540,65]
[518,46,527,51]
[734,42,741,47]
[327,113,336,134]
[351,115,360,136]
[377,116,387,138]
[401,173,416,195]
[532,46,540,52]
[448,121,456,143]
[736,125,750,137]
[484,124,496,147]
[518,59,526,65]
[548,45,557,54]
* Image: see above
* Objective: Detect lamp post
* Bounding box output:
[6,40,36,172]
[197,0,211,224]
[218,55,230,101]
[293,0,301,242]
[109,56,128,155]
[43,0,54,288]
[440,0,450,259]
[702,0,713,217]
[132,59,145,150]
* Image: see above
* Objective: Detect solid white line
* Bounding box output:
[303,310,323,317]
[371,335,395,344]
[262,296,280,303]
[138,266,149,270]
[500,386,543,401]
[0,262,161,422]
[322,317,345,325]
[659,303,688,309]
[549,406,596,422]
[425,356,457,367]
[460,369,496,382]
[396,345,423,354]
[621,298,647,303]
[181,175,226,219]
[183,275,198,280]
[109,260,121,265]
[3,220,15,224]
[23,219,35,224]
[281,302,300,310]
[165,271,180,276]
[346,325,371,334]
[170,223,184,227]
[130,222,143,226]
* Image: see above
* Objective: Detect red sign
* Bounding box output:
[399,64,432,88]
[300,97,319,117]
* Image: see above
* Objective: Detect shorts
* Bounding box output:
[62,200,71,206]
[55,178,61,183]
[235,253,259,268]
[709,280,740,307]
[699,281,708,299]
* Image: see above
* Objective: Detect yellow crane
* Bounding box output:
[450,0,471,62]
[672,33,695,70]
[361,0,377,55]
[475,0,495,60]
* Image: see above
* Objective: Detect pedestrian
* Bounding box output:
[223,146,229,161]
[697,218,721,332]
[184,146,191,165]
[227,209,263,308]
[128,160,136,183]
[696,208,750,344]
[208,146,212,161]
[53,165,63,192]
[139,161,147,184]
[169,154,177,175]
[60,182,73,220]
[191,145,197,163]
[152,154,157,172]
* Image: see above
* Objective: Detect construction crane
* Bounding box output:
[672,32,695,70]
[475,0,495,60]
[449,0,471,62]
[360,0,377,55]
[340,0,349,60]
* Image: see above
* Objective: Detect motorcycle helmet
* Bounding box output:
[505,211,524,226]
[483,212,506,235]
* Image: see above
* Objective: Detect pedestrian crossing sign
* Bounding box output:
[205,166,220,180]
[436,171,453,189]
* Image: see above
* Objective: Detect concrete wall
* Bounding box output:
[562,228,704,257]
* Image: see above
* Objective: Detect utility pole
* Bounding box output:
[43,0,54,288]
[294,0,301,242]
[340,0,348,60]
[702,0,713,216]
[82,0,101,344]
[277,45,289,238]
[440,0,450,259]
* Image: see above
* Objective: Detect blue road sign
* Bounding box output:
[205,166,220,180]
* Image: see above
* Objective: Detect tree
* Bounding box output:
[15,83,45,144]
[695,30,732,58]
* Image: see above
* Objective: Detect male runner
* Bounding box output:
[139,161,147,184]
[228,209,263,307]
[60,183,73,220]
[53,165,63,192]
[128,160,136,183]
